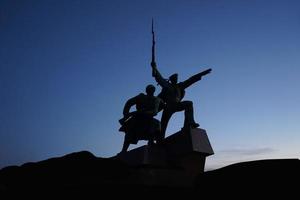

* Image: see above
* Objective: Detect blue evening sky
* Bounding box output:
[0,0,299,170]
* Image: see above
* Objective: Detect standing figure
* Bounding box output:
[119,84,163,153]
[151,62,211,138]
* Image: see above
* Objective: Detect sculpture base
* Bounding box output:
[114,128,214,187]
[116,145,167,166]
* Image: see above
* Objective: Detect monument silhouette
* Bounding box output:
[115,20,214,186]
[0,20,299,196]
[119,84,163,152]
[151,62,211,137]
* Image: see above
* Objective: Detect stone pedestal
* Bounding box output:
[163,128,214,174]
[116,145,167,166]
[115,128,214,187]
[164,128,214,156]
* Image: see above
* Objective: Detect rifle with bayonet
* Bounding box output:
[151,19,157,77]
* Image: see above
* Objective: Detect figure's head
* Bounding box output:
[169,73,178,84]
[146,84,155,95]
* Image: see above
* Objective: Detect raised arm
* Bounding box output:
[151,62,169,88]
[181,68,212,89]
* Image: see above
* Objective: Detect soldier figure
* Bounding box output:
[119,84,163,152]
[151,61,211,138]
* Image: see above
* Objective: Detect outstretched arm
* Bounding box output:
[181,68,212,89]
[151,62,169,88]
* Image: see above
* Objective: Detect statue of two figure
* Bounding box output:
[119,62,212,153]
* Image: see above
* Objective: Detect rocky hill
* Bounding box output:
[0,151,299,197]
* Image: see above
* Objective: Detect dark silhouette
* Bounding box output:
[119,84,163,152]
[151,61,211,137]
[195,159,300,195]
[0,151,298,196]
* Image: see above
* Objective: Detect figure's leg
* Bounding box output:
[160,109,173,139]
[148,119,158,145]
[147,139,154,146]
[121,135,130,153]
[176,101,199,128]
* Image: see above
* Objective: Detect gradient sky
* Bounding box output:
[1,0,299,170]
